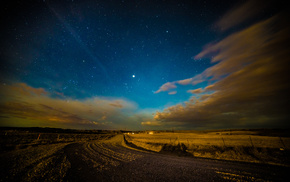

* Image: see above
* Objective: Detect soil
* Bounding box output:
[1,135,289,181]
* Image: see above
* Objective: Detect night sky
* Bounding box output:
[1,0,289,130]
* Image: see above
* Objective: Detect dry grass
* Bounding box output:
[0,131,114,152]
[0,142,71,181]
[0,131,116,181]
[126,131,290,166]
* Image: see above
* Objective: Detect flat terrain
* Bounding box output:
[1,134,289,181]
[127,131,290,165]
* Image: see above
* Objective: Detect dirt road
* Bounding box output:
[63,135,288,181]
[1,135,288,181]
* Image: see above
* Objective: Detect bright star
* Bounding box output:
[132,75,135,78]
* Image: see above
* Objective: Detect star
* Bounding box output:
[1,0,284,131]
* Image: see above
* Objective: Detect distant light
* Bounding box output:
[132,75,135,78]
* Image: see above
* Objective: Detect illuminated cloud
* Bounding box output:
[141,121,162,126]
[155,71,209,94]
[204,84,215,91]
[0,83,140,130]
[177,78,193,85]
[10,83,47,96]
[168,91,177,95]
[215,1,269,31]
[109,101,124,108]
[154,82,177,93]
[187,88,203,94]
[155,75,206,94]
[153,8,290,129]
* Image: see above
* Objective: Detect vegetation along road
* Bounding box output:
[1,134,288,181]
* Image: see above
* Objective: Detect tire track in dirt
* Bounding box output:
[0,143,70,182]
[2,135,288,181]
[64,134,288,181]
[63,135,144,181]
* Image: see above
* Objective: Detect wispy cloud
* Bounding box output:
[177,78,193,85]
[0,83,141,130]
[154,82,177,93]
[141,121,162,126]
[187,88,203,94]
[215,1,269,31]
[153,5,290,129]
[154,74,206,94]
[168,91,177,95]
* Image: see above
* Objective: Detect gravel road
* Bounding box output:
[63,135,288,182]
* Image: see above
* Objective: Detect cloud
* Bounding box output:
[187,88,203,94]
[153,11,290,129]
[10,83,47,96]
[215,1,269,31]
[154,82,177,93]
[154,74,207,94]
[177,78,193,85]
[0,83,140,130]
[155,68,211,94]
[168,91,177,95]
[141,121,162,126]
[109,101,124,108]
[204,84,215,91]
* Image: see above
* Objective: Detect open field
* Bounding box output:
[125,130,290,166]
[0,128,117,181]
[0,128,117,152]
[1,128,289,181]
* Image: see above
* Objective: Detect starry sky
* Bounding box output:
[1,0,289,130]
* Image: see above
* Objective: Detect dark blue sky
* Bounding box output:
[1,0,289,130]
[1,0,230,107]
